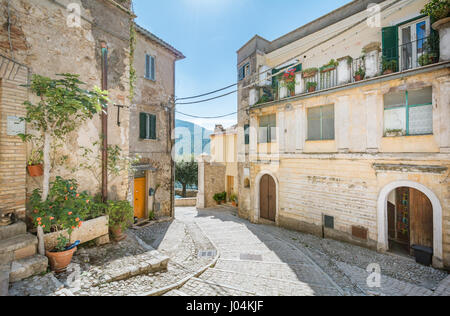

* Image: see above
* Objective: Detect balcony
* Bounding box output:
[251,36,440,107]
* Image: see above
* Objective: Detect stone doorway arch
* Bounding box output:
[255,171,279,223]
[377,180,443,267]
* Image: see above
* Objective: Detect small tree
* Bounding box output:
[21,74,108,201]
[175,159,198,198]
[20,74,108,253]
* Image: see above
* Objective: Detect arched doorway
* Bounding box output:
[259,174,276,222]
[377,181,443,267]
[387,187,433,256]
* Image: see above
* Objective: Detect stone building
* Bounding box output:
[237,0,450,269]
[0,0,182,292]
[197,124,238,209]
[130,24,184,220]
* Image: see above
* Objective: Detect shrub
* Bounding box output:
[421,0,450,20]
[107,200,134,231]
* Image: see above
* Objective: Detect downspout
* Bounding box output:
[101,42,108,202]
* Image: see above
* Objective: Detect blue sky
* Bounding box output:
[134,0,350,130]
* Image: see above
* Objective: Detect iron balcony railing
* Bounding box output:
[254,36,440,106]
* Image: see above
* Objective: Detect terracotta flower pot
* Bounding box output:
[302,72,317,79]
[27,164,43,177]
[110,226,126,241]
[290,90,295,96]
[383,69,394,75]
[46,247,77,273]
[354,75,364,82]
[308,86,316,93]
[232,201,237,207]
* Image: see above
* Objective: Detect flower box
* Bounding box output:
[44,215,109,250]
[302,70,317,78]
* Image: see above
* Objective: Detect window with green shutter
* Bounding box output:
[382,26,399,70]
[145,55,155,81]
[244,124,250,145]
[139,112,157,140]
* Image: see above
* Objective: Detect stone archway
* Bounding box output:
[377,180,443,267]
[254,171,279,223]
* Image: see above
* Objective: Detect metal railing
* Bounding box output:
[254,36,440,106]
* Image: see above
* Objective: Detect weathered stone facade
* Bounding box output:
[197,155,226,209]
[129,25,184,218]
[237,0,450,269]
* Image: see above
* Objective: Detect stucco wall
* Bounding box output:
[129,30,177,217]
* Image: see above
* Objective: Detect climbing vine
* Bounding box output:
[129,20,137,102]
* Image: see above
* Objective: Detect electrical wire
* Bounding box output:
[174,0,406,105]
[176,83,237,101]
[175,110,237,119]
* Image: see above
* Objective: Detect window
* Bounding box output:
[244,124,250,145]
[384,87,433,136]
[238,63,250,81]
[145,54,155,80]
[307,105,335,141]
[258,114,276,144]
[139,113,157,140]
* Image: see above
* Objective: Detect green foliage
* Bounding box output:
[107,200,134,231]
[230,193,238,203]
[421,0,450,20]
[29,177,91,236]
[306,81,318,90]
[382,58,398,72]
[175,159,198,197]
[320,59,339,72]
[302,68,318,76]
[354,66,366,78]
[28,147,43,166]
[213,192,227,203]
[55,234,70,253]
[129,22,137,101]
[418,53,438,66]
[20,74,109,142]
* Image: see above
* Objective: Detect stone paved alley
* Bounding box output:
[9,207,450,296]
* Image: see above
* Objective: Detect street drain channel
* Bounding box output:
[198,250,217,258]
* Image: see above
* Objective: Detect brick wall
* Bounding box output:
[0,59,28,218]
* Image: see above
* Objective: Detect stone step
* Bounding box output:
[0,234,37,263]
[0,222,27,241]
[9,255,48,283]
[0,265,10,296]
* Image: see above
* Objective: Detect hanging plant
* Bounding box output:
[302,67,318,78]
[320,59,339,73]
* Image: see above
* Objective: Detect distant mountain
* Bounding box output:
[175,119,212,158]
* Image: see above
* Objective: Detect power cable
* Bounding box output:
[175,110,237,119]
[175,89,238,105]
[176,83,237,101]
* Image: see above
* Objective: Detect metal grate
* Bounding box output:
[324,215,334,229]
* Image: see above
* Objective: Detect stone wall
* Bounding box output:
[0,0,133,217]
[129,29,179,218]
[197,155,226,209]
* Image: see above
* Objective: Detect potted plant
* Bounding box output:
[320,59,339,73]
[213,192,227,205]
[302,67,318,78]
[384,129,406,137]
[107,200,134,241]
[29,177,88,272]
[382,58,397,75]
[280,68,296,96]
[423,0,450,61]
[354,66,366,81]
[27,148,44,177]
[421,0,450,21]
[230,194,238,207]
[306,81,317,93]
[19,74,108,253]
[418,53,439,66]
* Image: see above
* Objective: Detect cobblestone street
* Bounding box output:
[165,207,449,297]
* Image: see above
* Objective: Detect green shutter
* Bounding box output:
[244,124,250,145]
[382,26,399,70]
[150,56,155,81]
[145,55,150,79]
[139,113,148,139]
[149,114,157,139]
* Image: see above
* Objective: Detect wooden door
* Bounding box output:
[388,202,396,240]
[227,176,234,200]
[134,178,146,219]
[410,188,433,249]
[260,175,276,222]
[395,187,410,244]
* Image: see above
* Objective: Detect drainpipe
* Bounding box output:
[101,42,108,203]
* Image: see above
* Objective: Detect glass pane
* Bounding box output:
[269,126,277,143]
[409,104,433,135]
[408,87,432,105]
[384,91,406,108]
[416,21,427,41]
[307,107,321,140]
[384,107,406,133]
[258,126,268,143]
[259,115,268,127]
[322,105,335,140]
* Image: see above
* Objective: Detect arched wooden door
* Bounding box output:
[260,175,276,222]
[410,188,433,249]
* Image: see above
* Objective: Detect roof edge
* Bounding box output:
[135,23,185,60]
